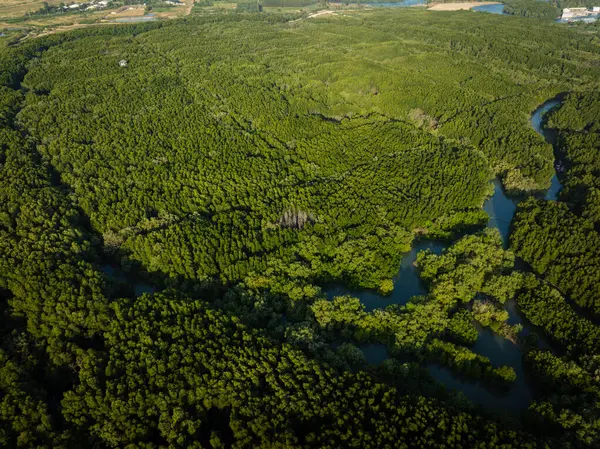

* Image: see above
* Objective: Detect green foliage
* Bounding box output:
[516,276,600,358]
[418,209,489,239]
[511,198,600,317]
[472,299,522,343]
[446,309,478,346]
[526,350,600,447]
[236,1,261,11]
[14,10,600,296]
[0,9,599,449]
[59,292,542,448]
[480,272,524,304]
[416,228,511,306]
[547,92,600,225]
[0,349,58,448]
[377,278,394,295]
[425,338,516,385]
[503,0,560,20]
[261,0,316,6]
[0,89,110,363]
[336,342,367,368]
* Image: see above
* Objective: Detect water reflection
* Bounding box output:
[326,240,446,311]
[484,178,519,246]
[427,364,526,413]
[101,264,155,296]
[360,343,389,364]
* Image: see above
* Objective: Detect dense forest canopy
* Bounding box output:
[0,7,599,449]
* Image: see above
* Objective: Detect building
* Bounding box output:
[562,7,600,19]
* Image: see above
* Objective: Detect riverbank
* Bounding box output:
[428,2,502,11]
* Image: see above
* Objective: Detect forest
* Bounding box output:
[0,6,599,449]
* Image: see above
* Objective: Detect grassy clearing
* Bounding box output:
[111,6,147,17]
[211,2,238,9]
[0,0,64,18]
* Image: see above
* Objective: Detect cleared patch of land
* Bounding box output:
[109,6,147,18]
[212,2,237,8]
[428,2,501,11]
[306,9,337,18]
[0,0,63,18]
[153,0,195,19]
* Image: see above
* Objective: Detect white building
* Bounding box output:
[562,7,600,19]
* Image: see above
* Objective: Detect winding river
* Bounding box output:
[104,97,563,415]
[327,98,562,414]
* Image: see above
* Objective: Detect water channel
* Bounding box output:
[102,96,563,414]
[327,98,563,414]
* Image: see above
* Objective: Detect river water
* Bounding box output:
[472,3,505,15]
[101,95,562,414]
[327,98,563,414]
[101,264,155,296]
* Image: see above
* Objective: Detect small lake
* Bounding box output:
[113,14,157,23]
[326,97,563,414]
[472,3,505,14]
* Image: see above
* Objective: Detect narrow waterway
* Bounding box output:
[326,240,446,312]
[102,96,563,414]
[326,98,563,414]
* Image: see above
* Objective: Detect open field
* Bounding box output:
[212,2,237,8]
[153,0,195,18]
[428,1,501,10]
[109,6,147,18]
[20,9,114,25]
[0,0,63,18]
[1,0,195,35]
